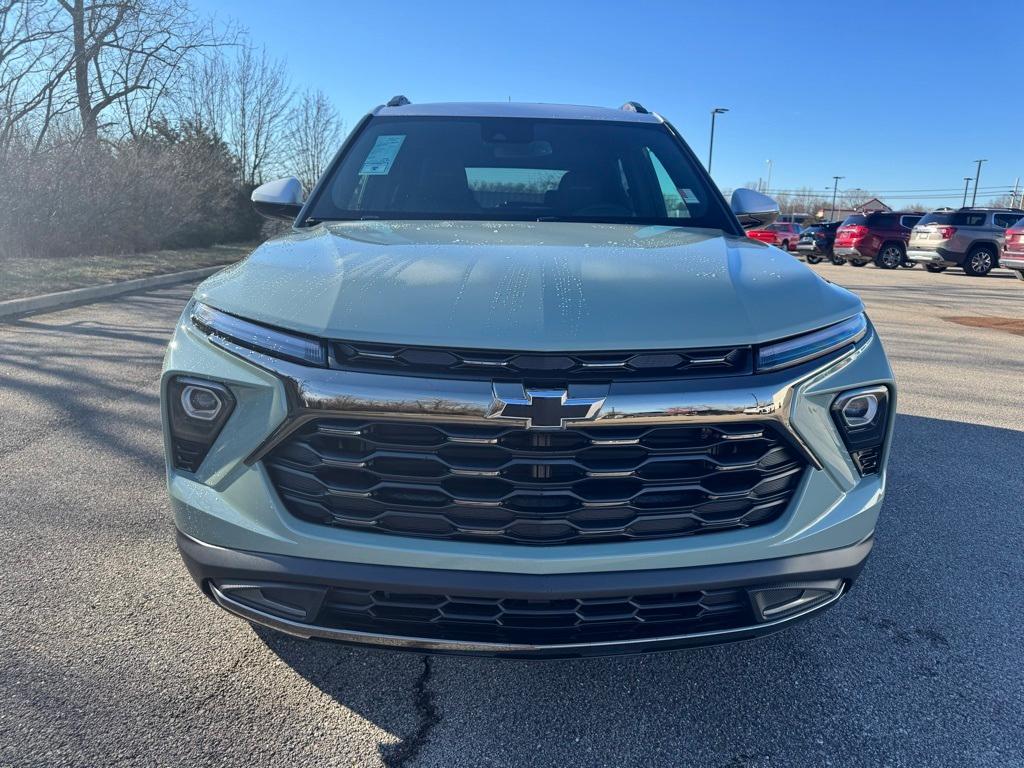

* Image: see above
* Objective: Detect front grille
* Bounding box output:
[265,418,806,545]
[316,584,753,645]
[331,341,752,381]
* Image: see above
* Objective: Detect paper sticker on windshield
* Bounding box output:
[359,135,405,175]
[680,188,700,204]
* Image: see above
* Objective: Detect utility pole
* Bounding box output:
[765,159,773,193]
[1012,177,1020,208]
[830,176,844,222]
[708,107,728,174]
[971,159,986,207]
[962,177,972,208]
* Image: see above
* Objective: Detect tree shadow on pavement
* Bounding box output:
[257,414,1024,768]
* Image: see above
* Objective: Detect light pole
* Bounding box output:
[961,177,972,207]
[830,176,844,222]
[708,107,728,174]
[971,159,986,207]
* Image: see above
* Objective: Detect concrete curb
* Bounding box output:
[0,264,227,321]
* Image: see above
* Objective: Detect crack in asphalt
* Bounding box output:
[382,656,440,768]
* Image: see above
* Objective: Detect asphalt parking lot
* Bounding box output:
[1,261,1022,768]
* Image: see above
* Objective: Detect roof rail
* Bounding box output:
[386,95,411,107]
[620,101,648,114]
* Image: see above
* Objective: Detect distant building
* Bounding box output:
[856,198,891,212]
[815,197,892,222]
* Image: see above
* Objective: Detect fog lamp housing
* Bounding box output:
[166,376,236,472]
[749,580,844,622]
[830,385,890,475]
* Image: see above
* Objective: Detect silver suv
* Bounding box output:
[908,208,1024,276]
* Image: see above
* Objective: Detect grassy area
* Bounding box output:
[0,242,256,302]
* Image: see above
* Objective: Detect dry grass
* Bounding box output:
[0,242,254,302]
[943,316,1024,337]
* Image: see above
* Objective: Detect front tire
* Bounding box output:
[963,246,996,276]
[830,253,846,266]
[806,254,822,264]
[850,260,867,267]
[780,240,789,252]
[925,264,947,273]
[874,243,904,269]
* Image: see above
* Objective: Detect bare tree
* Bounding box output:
[56,0,223,142]
[0,0,74,156]
[177,47,231,138]
[287,88,342,190]
[230,43,291,186]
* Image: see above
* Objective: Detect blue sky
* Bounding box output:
[195,0,1023,207]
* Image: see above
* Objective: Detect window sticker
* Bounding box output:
[359,135,406,175]
[680,188,700,204]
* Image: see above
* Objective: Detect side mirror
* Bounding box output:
[251,177,304,221]
[731,188,780,230]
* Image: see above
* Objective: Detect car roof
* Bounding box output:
[373,101,664,124]
[955,207,1024,214]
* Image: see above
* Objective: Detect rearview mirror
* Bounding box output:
[251,177,304,221]
[731,188,780,230]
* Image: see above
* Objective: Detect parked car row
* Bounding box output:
[754,206,1024,279]
[746,220,802,251]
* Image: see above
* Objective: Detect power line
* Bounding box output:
[764,185,1012,195]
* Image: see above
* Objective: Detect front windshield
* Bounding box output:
[305,116,733,230]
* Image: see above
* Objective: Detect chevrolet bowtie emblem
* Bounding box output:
[487,384,607,429]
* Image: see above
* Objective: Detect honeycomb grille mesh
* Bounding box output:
[315,584,753,645]
[265,418,806,545]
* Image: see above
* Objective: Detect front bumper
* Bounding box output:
[163,307,896,653]
[179,529,871,657]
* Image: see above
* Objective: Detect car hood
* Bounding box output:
[197,220,863,351]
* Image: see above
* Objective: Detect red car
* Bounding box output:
[1002,219,1024,281]
[747,221,801,251]
[833,211,922,268]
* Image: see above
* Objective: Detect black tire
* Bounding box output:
[830,254,846,266]
[900,260,916,268]
[874,243,904,269]
[780,240,789,252]
[805,254,822,264]
[925,264,947,273]
[850,260,867,267]
[962,245,996,276]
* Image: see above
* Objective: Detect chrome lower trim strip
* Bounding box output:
[210,583,846,654]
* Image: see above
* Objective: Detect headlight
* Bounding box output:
[757,313,867,372]
[190,301,327,367]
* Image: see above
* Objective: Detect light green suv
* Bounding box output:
[163,99,896,657]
